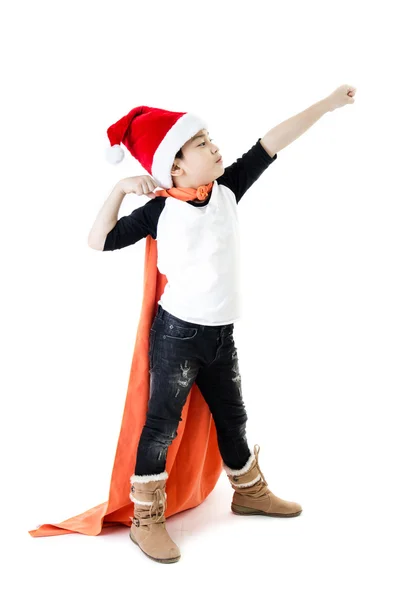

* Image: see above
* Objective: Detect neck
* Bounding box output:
[171,179,212,189]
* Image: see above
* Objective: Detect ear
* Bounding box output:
[171,161,183,177]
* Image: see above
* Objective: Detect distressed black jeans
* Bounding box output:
[134,304,251,475]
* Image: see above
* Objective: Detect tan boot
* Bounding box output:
[224,444,302,518]
[129,471,181,563]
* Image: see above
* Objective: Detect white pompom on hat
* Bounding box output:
[105,143,125,164]
[105,105,208,190]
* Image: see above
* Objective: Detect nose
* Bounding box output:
[211,141,220,154]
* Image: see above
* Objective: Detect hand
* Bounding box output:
[325,84,357,112]
[117,175,159,198]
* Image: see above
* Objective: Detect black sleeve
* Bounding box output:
[103,197,165,251]
[216,138,277,203]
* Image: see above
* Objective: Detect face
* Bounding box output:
[171,129,224,188]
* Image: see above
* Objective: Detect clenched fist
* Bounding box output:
[326,84,357,112]
[118,175,159,198]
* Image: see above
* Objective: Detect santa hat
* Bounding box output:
[105,105,208,190]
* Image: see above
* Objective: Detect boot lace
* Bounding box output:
[254,444,268,487]
[149,487,167,522]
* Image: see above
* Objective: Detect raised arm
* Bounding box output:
[260,84,357,156]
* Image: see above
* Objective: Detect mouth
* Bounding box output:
[216,156,223,163]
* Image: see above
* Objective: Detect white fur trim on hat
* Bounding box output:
[151,112,208,189]
[130,470,169,484]
[222,451,256,476]
[106,143,125,164]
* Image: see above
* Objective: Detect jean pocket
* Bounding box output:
[164,323,198,340]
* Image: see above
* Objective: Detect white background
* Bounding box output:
[2,0,396,597]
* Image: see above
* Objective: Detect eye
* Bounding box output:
[199,138,214,146]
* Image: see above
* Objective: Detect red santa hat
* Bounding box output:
[105,105,208,190]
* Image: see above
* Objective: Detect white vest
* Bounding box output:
[157,180,241,326]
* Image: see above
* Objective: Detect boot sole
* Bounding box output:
[231,503,302,518]
[129,528,181,563]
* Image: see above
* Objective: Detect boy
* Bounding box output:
[88,86,356,563]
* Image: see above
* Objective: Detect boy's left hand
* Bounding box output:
[325,84,357,112]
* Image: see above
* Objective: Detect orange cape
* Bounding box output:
[29,182,220,537]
